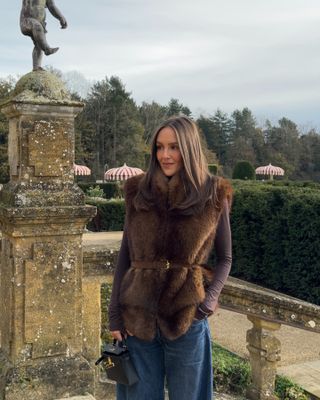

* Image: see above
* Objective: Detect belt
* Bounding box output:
[131,260,204,270]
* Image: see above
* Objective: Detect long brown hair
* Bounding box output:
[134,115,216,214]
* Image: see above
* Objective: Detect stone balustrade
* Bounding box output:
[82,231,320,400]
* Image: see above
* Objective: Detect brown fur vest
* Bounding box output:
[119,170,232,341]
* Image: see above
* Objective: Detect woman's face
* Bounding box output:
[156,127,183,177]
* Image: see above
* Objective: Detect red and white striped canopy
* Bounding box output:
[73,163,91,176]
[105,163,144,181]
[255,163,284,176]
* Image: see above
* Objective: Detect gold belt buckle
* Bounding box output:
[165,260,170,270]
[104,356,115,369]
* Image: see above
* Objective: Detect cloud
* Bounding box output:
[2,0,320,125]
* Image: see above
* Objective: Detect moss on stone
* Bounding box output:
[13,70,70,101]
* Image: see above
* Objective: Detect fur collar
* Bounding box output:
[151,169,186,210]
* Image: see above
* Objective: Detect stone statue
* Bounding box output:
[20,0,68,71]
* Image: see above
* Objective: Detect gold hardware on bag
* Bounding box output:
[104,356,115,369]
[166,260,170,270]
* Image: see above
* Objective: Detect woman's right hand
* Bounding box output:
[110,329,134,341]
[110,330,124,341]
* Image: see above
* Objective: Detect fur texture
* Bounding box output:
[119,170,232,341]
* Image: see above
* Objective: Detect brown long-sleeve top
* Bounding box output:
[108,200,232,332]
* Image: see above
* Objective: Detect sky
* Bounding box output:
[1,0,320,128]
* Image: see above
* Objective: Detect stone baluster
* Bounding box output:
[246,315,281,400]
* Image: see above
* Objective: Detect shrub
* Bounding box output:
[232,161,256,180]
[86,185,105,198]
[78,182,122,199]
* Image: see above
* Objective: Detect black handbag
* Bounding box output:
[95,339,139,386]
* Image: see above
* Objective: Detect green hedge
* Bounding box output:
[86,198,125,231]
[87,181,320,305]
[229,183,320,304]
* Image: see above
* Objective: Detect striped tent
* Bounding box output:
[105,163,144,181]
[255,163,284,180]
[73,163,91,176]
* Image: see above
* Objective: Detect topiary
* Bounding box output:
[232,161,256,180]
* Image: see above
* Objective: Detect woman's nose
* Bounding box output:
[163,147,170,158]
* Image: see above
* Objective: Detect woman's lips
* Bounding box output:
[162,163,174,168]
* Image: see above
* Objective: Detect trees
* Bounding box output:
[78,76,146,179]
[0,77,15,183]
[166,98,191,117]
[298,129,320,181]
[264,118,301,178]
[197,110,231,165]
[1,69,320,183]
[225,108,265,171]
[139,101,167,144]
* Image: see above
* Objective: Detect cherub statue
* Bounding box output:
[20,0,67,71]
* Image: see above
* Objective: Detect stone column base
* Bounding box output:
[0,351,94,400]
[246,316,281,400]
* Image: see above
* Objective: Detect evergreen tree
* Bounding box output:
[197,110,231,165]
[79,76,146,179]
[0,77,15,183]
[139,101,167,144]
[166,98,191,117]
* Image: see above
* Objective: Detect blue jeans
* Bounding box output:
[117,319,213,400]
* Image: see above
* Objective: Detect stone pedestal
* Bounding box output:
[246,316,281,400]
[0,71,96,400]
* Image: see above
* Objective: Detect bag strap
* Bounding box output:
[114,337,128,349]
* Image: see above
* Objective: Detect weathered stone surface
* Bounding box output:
[10,71,72,104]
[0,100,84,208]
[246,317,281,400]
[219,277,320,333]
[2,355,94,400]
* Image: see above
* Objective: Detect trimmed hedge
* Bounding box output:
[229,183,320,304]
[232,161,256,180]
[86,198,125,231]
[87,181,320,305]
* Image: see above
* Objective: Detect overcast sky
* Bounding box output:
[1,1,320,128]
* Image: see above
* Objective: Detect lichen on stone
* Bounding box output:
[13,70,70,101]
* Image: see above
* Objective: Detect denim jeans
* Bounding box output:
[116,318,213,400]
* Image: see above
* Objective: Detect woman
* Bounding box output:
[108,115,232,400]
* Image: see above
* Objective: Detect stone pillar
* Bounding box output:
[0,71,96,400]
[246,316,281,400]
